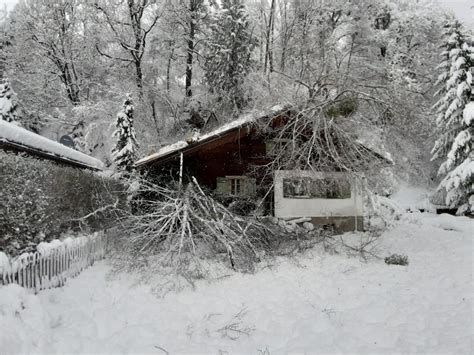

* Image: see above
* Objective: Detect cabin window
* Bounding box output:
[230,178,242,195]
[216,176,256,197]
[283,177,351,199]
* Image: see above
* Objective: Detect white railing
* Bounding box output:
[0,232,106,293]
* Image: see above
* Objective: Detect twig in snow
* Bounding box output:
[216,307,255,340]
[154,345,169,354]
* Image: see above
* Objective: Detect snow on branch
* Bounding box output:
[113,177,328,275]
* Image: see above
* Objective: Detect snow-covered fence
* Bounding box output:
[0,232,106,293]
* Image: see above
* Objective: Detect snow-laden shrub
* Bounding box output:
[385,254,409,266]
[0,78,19,123]
[0,151,126,256]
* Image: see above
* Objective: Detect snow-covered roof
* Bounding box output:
[0,120,104,170]
[135,105,289,167]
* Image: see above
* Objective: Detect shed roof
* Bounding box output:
[0,120,104,170]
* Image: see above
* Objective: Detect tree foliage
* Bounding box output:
[432,20,473,214]
[205,0,256,110]
[112,95,139,171]
[0,78,19,122]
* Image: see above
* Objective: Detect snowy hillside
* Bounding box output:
[1,202,472,354]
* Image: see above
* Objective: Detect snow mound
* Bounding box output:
[0,284,52,352]
[390,185,435,212]
[36,235,89,257]
[0,252,10,275]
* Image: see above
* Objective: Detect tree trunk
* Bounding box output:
[185,0,196,98]
[128,0,145,98]
[167,43,174,92]
[264,0,275,74]
[259,7,264,70]
[269,0,275,73]
[58,60,80,105]
[58,2,80,105]
[134,60,144,98]
[279,0,288,72]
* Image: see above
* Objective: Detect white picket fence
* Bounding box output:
[0,232,106,293]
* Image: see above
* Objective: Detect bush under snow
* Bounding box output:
[0,151,125,256]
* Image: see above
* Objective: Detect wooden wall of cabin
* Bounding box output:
[145,133,271,192]
[186,134,268,189]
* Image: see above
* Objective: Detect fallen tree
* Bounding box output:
[113,177,329,275]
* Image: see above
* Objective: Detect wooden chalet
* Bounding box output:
[135,105,390,231]
[135,105,291,195]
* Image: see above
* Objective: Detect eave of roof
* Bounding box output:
[0,120,104,170]
[0,140,103,170]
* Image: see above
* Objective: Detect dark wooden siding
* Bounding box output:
[147,131,270,190]
[192,135,267,189]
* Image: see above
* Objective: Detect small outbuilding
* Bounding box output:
[0,120,103,170]
[135,105,390,231]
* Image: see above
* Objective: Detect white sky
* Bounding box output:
[3,0,17,11]
[2,0,473,27]
[439,0,474,27]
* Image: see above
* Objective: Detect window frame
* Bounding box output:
[282,176,352,200]
[226,175,248,197]
[230,177,243,196]
[215,175,257,197]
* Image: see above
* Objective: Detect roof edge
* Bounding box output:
[135,104,293,168]
[0,139,103,171]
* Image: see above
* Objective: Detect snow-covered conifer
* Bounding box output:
[112,95,139,171]
[0,78,19,122]
[205,0,255,110]
[432,20,473,214]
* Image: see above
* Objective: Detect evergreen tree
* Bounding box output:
[205,0,255,110]
[112,95,139,171]
[0,78,19,122]
[432,20,473,214]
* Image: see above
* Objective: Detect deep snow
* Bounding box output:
[0,199,472,354]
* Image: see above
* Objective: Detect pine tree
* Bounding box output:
[432,20,473,214]
[0,78,19,122]
[205,0,256,110]
[112,95,139,171]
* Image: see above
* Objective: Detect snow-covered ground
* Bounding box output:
[1,203,472,354]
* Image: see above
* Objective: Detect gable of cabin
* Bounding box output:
[136,106,293,190]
